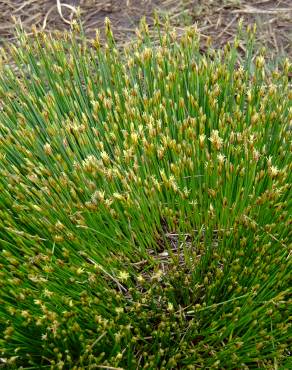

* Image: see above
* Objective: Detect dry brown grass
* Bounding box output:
[0,1,291,57]
[182,0,292,58]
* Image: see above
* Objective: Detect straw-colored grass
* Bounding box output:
[0,1,291,59]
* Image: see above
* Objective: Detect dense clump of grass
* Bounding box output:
[0,19,291,369]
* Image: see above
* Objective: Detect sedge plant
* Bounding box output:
[0,19,291,369]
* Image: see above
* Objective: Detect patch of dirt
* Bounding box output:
[0,0,178,43]
[183,0,292,59]
[0,0,291,58]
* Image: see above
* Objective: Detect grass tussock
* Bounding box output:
[0,19,291,369]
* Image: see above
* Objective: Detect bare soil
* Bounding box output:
[0,0,291,58]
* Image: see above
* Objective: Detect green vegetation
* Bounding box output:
[0,19,291,369]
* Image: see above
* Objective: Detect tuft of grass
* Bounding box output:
[0,19,291,369]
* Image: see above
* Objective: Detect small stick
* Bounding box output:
[232,6,292,15]
[217,16,238,39]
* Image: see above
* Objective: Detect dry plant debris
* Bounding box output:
[0,0,291,58]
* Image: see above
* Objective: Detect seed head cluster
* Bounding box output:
[0,19,291,369]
